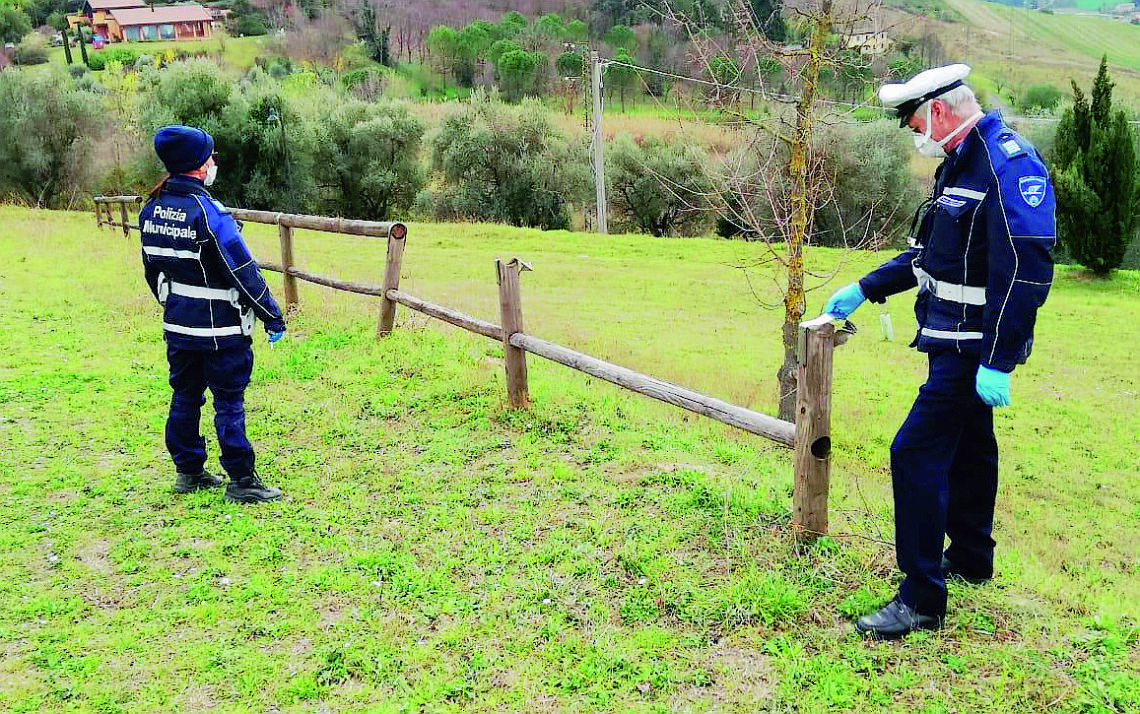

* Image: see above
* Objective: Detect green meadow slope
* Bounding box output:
[892,0,1140,105]
[0,206,1137,711]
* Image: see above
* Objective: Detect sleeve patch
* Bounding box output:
[1018,176,1048,208]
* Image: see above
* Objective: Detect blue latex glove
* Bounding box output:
[268,329,285,343]
[823,282,866,319]
[976,365,1011,408]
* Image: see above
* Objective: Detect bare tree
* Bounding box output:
[655,0,900,421]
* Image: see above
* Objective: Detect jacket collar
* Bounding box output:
[947,110,1004,165]
[162,174,212,197]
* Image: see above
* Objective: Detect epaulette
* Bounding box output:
[996,132,1027,159]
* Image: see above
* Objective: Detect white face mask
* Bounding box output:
[204,163,218,186]
[913,103,984,159]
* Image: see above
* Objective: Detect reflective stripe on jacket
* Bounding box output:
[140,175,285,351]
[858,112,1056,372]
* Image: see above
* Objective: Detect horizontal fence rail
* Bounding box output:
[510,333,796,446]
[96,195,835,538]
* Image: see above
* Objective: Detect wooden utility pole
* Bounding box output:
[590,52,608,234]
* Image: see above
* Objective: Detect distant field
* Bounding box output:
[1,205,1137,711]
[924,0,1140,106]
[47,34,269,72]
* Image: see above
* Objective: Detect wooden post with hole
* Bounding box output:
[119,201,130,236]
[497,258,530,409]
[278,224,298,313]
[377,223,407,337]
[793,322,835,540]
[95,201,103,228]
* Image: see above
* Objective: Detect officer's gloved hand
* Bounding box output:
[976,365,1011,408]
[268,328,285,343]
[824,282,866,319]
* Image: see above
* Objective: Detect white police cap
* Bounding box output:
[879,64,971,126]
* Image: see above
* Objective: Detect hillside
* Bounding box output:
[884,0,1140,105]
[1,206,1138,711]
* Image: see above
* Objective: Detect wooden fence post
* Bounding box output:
[95,202,103,228]
[119,201,130,236]
[377,224,407,337]
[278,224,298,313]
[496,258,531,409]
[793,321,835,540]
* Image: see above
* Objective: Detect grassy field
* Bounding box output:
[47,35,269,72]
[921,0,1140,106]
[0,205,1138,712]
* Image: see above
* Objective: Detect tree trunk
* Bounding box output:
[777,0,832,423]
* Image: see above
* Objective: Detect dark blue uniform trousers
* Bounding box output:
[166,344,256,479]
[892,349,998,616]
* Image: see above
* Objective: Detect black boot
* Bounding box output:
[173,469,225,493]
[224,470,283,503]
[855,598,943,640]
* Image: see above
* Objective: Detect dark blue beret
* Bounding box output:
[154,125,214,174]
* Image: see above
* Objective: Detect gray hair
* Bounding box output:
[929,85,982,119]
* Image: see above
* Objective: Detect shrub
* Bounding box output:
[0,70,102,207]
[1022,84,1063,112]
[0,6,31,45]
[12,35,49,65]
[607,134,713,237]
[87,45,141,71]
[317,100,426,220]
[1052,58,1140,274]
[428,91,588,230]
[714,119,921,248]
[813,119,924,248]
[139,60,234,128]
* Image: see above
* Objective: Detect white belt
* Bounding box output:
[163,323,246,337]
[921,328,983,341]
[169,281,240,303]
[913,267,986,305]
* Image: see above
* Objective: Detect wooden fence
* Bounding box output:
[95,196,840,538]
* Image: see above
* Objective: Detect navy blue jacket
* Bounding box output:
[140,175,285,351]
[859,112,1055,372]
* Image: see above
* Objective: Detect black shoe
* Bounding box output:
[855,598,943,640]
[941,556,992,585]
[173,469,225,493]
[224,470,283,503]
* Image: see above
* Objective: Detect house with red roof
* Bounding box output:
[68,0,213,43]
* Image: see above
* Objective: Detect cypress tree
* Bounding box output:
[1052,56,1140,275]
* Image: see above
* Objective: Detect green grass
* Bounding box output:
[1,205,1138,711]
[939,0,1140,106]
[47,35,269,72]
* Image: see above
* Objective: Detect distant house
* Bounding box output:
[68,0,213,43]
[107,5,213,42]
[1112,2,1136,12]
[845,31,892,57]
[68,0,147,39]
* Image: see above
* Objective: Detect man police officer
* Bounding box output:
[140,125,286,503]
[823,65,1055,638]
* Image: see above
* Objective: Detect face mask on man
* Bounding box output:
[204,163,218,186]
[913,102,984,159]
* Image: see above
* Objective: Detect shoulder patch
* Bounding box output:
[1018,176,1048,208]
